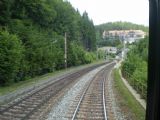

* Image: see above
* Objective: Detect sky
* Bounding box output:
[67,0,149,26]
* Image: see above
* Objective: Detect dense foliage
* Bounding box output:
[122,37,148,99]
[96,21,148,47]
[97,39,121,47]
[0,31,24,85]
[96,21,148,32]
[0,0,97,86]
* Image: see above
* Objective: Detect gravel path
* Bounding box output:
[46,64,109,120]
[106,69,126,120]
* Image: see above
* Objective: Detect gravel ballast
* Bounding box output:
[46,64,109,120]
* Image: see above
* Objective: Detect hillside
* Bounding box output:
[96,21,148,32]
[0,0,97,86]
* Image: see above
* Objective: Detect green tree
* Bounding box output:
[0,0,14,25]
[122,37,148,99]
[0,0,97,85]
[80,12,96,51]
[0,31,24,85]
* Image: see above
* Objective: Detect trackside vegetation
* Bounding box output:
[113,69,145,120]
[121,37,148,99]
[0,0,98,86]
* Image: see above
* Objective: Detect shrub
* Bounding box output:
[0,31,24,85]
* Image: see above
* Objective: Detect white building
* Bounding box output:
[103,30,146,43]
[98,47,117,54]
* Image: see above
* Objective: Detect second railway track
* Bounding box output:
[0,62,110,120]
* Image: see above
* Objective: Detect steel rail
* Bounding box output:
[71,79,91,120]
[103,73,108,120]
[71,62,114,120]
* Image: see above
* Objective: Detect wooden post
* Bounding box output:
[64,32,67,69]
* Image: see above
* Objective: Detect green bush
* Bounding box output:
[67,42,96,66]
[122,37,148,99]
[0,31,24,85]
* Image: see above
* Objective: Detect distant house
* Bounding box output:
[98,47,117,54]
[102,30,146,43]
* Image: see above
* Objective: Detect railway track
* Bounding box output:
[67,62,115,120]
[0,62,110,120]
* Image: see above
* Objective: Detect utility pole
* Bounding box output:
[96,45,98,60]
[64,32,67,69]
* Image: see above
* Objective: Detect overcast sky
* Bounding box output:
[67,0,149,26]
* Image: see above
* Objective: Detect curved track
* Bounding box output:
[70,62,115,120]
[0,62,109,120]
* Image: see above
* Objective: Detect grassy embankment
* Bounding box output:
[113,69,145,120]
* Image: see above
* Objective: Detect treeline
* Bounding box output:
[0,0,97,86]
[97,39,121,47]
[96,21,148,33]
[95,21,148,47]
[122,37,148,99]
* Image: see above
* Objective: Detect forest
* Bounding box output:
[96,21,148,32]
[122,37,148,99]
[0,0,97,86]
